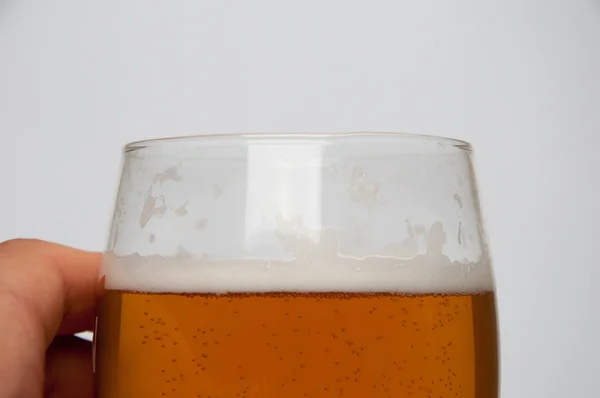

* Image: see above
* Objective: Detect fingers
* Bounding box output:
[0,239,101,398]
[0,288,45,398]
[0,239,101,343]
[45,336,94,398]
[51,243,102,335]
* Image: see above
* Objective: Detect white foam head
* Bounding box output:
[101,252,494,294]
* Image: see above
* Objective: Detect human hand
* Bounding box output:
[0,239,101,398]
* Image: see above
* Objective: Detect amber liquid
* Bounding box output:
[95,291,498,398]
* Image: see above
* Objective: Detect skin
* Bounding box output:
[0,239,101,398]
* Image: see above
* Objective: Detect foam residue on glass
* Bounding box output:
[101,221,493,295]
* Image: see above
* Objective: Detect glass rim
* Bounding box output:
[125,132,472,152]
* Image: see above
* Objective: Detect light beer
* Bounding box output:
[95,260,498,398]
[97,133,498,397]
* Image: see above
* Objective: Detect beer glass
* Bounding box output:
[94,133,498,398]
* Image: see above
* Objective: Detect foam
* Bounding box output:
[102,253,494,294]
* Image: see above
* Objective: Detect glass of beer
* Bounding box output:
[94,133,498,398]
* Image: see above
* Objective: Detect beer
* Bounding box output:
[95,264,498,398]
[97,133,498,397]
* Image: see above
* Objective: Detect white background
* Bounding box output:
[1,1,599,396]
